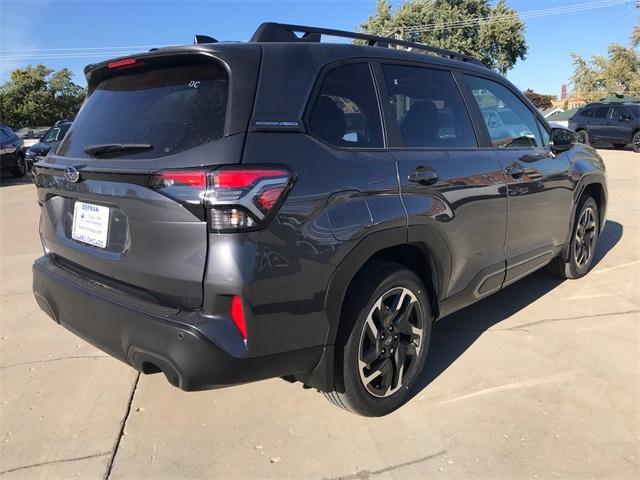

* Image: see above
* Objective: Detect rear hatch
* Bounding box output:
[35,46,260,309]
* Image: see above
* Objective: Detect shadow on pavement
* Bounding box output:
[0,174,33,187]
[409,220,623,401]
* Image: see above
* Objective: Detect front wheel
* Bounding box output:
[633,131,640,153]
[12,155,26,178]
[548,195,599,279]
[324,262,432,416]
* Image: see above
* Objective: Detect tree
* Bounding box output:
[523,89,555,110]
[360,0,527,74]
[0,65,86,128]
[570,44,640,103]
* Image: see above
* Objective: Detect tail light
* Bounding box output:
[150,166,294,232]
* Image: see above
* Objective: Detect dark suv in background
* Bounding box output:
[569,102,640,152]
[32,23,607,416]
[0,125,26,178]
[25,121,72,178]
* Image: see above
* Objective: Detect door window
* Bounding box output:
[593,106,608,119]
[537,120,550,148]
[608,106,629,120]
[0,129,11,143]
[463,75,543,148]
[308,63,383,148]
[381,65,476,148]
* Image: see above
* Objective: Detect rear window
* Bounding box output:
[58,63,228,159]
[308,63,383,148]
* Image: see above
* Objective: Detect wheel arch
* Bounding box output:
[562,174,607,261]
[297,228,444,391]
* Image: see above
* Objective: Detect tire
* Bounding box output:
[633,131,640,153]
[575,129,589,146]
[11,154,26,178]
[548,196,599,279]
[323,261,432,416]
[612,143,627,149]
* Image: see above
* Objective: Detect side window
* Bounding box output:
[609,106,628,120]
[593,106,608,119]
[382,65,476,148]
[582,108,593,118]
[463,75,543,148]
[0,129,10,143]
[308,63,383,148]
[537,120,550,148]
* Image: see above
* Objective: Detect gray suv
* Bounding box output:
[32,23,608,416]
[569,102,640,152]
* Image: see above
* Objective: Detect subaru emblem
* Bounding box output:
[64,167,80,183]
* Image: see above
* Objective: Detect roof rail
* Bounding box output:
[250,22,485,67]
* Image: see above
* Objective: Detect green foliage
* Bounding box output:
[359,0,527,74]
[523,89,556,110]
[0,65,86,128]
[570,44,640,102]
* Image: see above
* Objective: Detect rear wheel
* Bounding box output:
[548,196,599,279]
[633,131,640,153]
[612,143,627,149]
[324,262,432,416]
[575,129,589,146]
[12,154,26,178]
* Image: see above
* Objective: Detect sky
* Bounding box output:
[0,0,636,97]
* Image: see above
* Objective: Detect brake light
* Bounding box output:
[230,295,247,340]
[108,58,143,69]
[150,166,293,232]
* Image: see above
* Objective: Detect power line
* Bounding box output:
[403,0,629,33]
[0,0,631,61]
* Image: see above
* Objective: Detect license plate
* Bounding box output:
[72,202,110,248]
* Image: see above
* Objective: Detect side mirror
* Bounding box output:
[550,128,577,153]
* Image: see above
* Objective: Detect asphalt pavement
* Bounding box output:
[1,148,638,479]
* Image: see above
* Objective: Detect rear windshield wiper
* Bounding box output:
[84,143,153,157]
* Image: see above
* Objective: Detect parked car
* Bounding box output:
[32,23,608,416]
[16,126,51,151]
[25,122,72,177]
[569,102,640,152]
[0,125,26,177]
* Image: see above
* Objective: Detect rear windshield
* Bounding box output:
[58,63,228,159]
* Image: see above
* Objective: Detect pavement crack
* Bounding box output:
[0,452,111,476]
[0,355,110,370]
[324,450,447,480]
[501,309,640,331]
[434,309,640,333]
[105,372,140,480]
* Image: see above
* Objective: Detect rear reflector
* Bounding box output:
[230,295,247,340]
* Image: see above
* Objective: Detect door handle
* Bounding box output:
[408,169,439,185]
[505,164,525,178]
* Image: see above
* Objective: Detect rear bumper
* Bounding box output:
[32,255,322,391]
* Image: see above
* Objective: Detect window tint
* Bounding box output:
[382,65,476,148]
[58,63,228,159]
[309,63,383,148]
[581,108,593,118]
[593,106,608,118]
[463,75,542,148]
